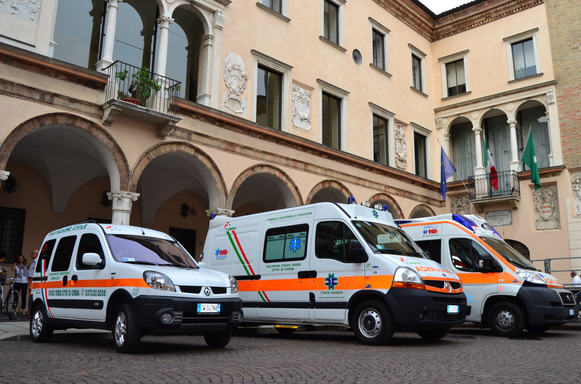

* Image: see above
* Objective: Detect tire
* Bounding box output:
[417,328,450,340]
[526,326,550,334]
[204,327,233,348]
[5,291,19,320]
[113,304,141,353]
[487,302,525,337]
[30,305,54,343]
[351,300,395,346]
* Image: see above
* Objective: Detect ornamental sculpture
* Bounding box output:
[292,85,311,131]
[394,124,407,170]
[451,195,470,215]
[0,0,40,23]
[222,53,248,115]
[572,174,581,216]
[532,185,559,230]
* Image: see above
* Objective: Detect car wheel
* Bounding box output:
[417,328,450,340]
[30,305,54,343]
[113,304,141,353]
[488,302,524,337]
[204,327,233,348]
[352,300,394,345]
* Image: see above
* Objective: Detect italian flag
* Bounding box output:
[484,138,498,191]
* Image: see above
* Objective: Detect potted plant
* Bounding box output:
[115,67,162,106]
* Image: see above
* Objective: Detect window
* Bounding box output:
[252,50,292,132]
[318,79,349,151]
[51,236,77,272]
[372,30,385,70]
[263,225,309,262]
[415,239,442,263]
[256,66,282,130]
[439,50,470,98]
[169,227,197,258]
[414,131,427,178]
[369,18,390,75]
[373,115,389,165]
[504,28,541,82]
[316,221,356,262]
[512,39,536,79]
[323,0,339,44]
[261,0,281,13]
[0,207,26,263]
[451,121,476,180]
[76,234,105,270]
[448,238,489,272]
[36,239,56,273]
[517,105,551,170]
[412,54,422,91]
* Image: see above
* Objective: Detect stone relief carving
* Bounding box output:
[572,174,581,216]
[222,53,248,115]
[215,10,225,30]
[292,85,311,131]
[394,124,407,170]
[451,195,470,215]
[0,0,41,23]
[533,185,559,230]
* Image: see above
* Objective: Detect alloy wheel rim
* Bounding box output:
[31,310,43,337]
[115,312,127,346]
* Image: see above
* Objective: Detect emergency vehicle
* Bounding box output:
[29,222,243,353]
[202,202,467,345]
[396,214,577,337]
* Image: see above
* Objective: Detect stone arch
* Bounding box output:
[305,180,354,205]
[368,193,404,219]
[444,115,472,136]
[409,204,436,218]
[0,112,130,191]
[130,141,228,211]
[169,1,213,36]
[228,164,303,211]
[477,108,508,128]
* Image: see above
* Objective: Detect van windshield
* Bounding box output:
[353,221,426,258]
[107,235,198,269]
[480,237,538,271]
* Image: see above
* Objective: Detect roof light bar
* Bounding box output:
[452,213,476,232]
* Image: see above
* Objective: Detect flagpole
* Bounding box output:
[437,139,471,196]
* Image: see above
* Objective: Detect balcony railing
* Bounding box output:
[467,170,520,200]
[103,61,181,116]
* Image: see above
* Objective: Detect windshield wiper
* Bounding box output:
[123,260,168,266]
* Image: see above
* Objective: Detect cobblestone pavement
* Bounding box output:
[0,324,579,384]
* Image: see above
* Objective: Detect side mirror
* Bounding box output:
[346,239,369,263]
[82,252,102,266]
[478,254,502,273]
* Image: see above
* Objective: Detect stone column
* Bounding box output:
[472,124,485,176]
[545,111,554,166]
[508,119,520,172]
[155,16,174,77]
[96,0,123,72]
[444,133,451,156]
[206,208,234,218]
[197,34,214,106]
[107,191,140,225]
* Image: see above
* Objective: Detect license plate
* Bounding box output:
[197,303,220,314]
[447,305,459,314]
[569,309,575,316]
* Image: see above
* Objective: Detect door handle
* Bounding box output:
[71,275,78,282]
[62,275,68,286]
[297,270,317,278]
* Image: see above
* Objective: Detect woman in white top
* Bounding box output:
[12,255,28,317]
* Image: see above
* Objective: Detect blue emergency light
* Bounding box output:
[452,214,477,232]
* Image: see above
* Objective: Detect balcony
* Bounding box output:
[101,61,182,138]
[467,170,520,211]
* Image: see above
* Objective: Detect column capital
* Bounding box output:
[202,34,214,46]
[444,133,451,142]
[157,16,174,28]
[106,0,123,7]
[507,119,517,126]
[472,125,482,134]
[215,10,225,30]
[206,208,234,218]
[107,191,140,225]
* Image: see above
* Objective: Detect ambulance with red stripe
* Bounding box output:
[29,222,242,353]
[396,214,577,337]
[202,202,467,345]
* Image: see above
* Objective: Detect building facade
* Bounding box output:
[0,0,579,282]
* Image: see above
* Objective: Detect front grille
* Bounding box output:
[559,292,575,305]
[434,310,465,322]
[425,280,444,289]
[450,281,462,289]
[179,286,228,295]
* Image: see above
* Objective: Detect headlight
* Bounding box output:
[143,271,175,292]
[392,267,425,290]
[229,275,239,294]
[515,268,546,286]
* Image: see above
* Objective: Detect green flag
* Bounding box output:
[522,129,541,190]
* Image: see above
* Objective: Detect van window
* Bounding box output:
[480,236,538,271]
[76,234,105,270]
[263,224,308,262]
[316,221,356,262]
[36,239,56,273]
[51,236,77,272]
[415,239,442,263]
[353,221,425,258]
[448,238,489,272]
[107,235,198,268]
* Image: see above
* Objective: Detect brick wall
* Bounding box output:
[545,0,581,167]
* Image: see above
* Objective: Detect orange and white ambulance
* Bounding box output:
[30,222,242,353]
[396,214,577,336]
[202,202,467,345]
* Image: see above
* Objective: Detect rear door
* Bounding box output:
[45,235,77,319]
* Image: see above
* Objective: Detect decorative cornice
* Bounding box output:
[0,43,108,90]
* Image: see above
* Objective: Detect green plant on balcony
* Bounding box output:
[115,67,162,106]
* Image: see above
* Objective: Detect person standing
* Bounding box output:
[571,271,581,321]
[12,255,28,318]
[25,249,38,318]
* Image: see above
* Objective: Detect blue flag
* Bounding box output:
[441,148,457,201]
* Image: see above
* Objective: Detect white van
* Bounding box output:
[202,202,467,345]
[396,214,577,337]
[30,222,243,353]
